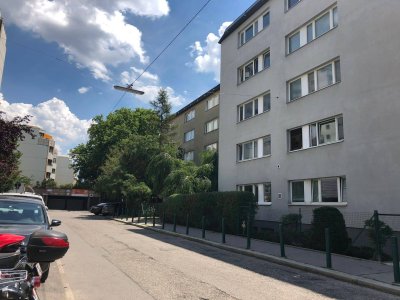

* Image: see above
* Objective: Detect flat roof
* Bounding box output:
[173,84,220,117]
[219,0,269,44]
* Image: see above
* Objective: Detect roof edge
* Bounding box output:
[219,0,269,44]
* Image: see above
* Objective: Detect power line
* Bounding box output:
[111,0,213,111]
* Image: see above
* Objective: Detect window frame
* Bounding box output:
[286,5,338,55]
[205,94,219,111]
[238,49,270,84]
[205,118,218,134]
[205,143,218,151]
[290,177,346,204]
[183,151,194,161]
[237,135,271,162]
[288,58,341,102]
[238,9,270,47]
[184,110,195,122]
[184,129,195,142]
[237,182,272,205]
[288,115,344,152]
[286,0,302,11]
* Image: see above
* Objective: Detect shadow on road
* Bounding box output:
[125,227,394,300]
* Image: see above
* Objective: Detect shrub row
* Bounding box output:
[162,191,257,234]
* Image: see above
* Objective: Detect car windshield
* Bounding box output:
[0,200,45,225]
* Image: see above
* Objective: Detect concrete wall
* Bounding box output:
[55,155,75,186]
[219,0,400,230]
[171,90,219,164]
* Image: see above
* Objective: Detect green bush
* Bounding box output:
[162,191,257,234]
[365,218,393,255]
[281,213,302,233]
[346,246,374,260]
[310,207,349,253]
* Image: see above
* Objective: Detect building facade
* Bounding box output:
[0,13,6,89]
[218,0,400,230]
[55,155,75,186]
[19,126,57,184]
[171,85,220,164]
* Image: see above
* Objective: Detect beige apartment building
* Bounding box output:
[171,85,220,164]
[19,126,57,185]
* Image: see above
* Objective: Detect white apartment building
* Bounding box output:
[19,126,57,185]
[218,0,400,230]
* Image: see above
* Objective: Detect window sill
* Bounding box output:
[258,202,272,206]
[289,202,347,207]
[237,109,270,124]
[287,80,341,103]
[205,129,218,134]
[289,139,343,153]
[237,155,271,164]
[205,104,219,112]
[286,25,338,56]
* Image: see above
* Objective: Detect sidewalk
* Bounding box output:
[114,217,400,295]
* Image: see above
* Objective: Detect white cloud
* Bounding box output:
[0,94,91,155]
[120,67,185,107]
[1,0,170,81]
[189,22,232,81]
[78,86,91,94]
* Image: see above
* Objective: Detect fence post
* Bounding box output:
[202,216,206,239]
[279,224,286,257]
[392,236,400,283]
[325,228,332,269]
[173,213,177,232]
[246,213,251,249]
[162,212,165,229]
[374,210,382,262]
[131,209,134,223]
[186,214,189,235]
[222,218,226,244]
[144,211,148,225]
[152,211,155,227]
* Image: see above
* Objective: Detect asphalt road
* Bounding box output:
[37,210,398,300]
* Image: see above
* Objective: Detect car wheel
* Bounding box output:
[41,268,49,283]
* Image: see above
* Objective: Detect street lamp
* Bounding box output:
[113,84,144,95]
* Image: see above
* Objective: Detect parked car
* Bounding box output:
[101,202,120,216]
[0,195,62,283]
[89,203,108,215]
[0,192,45,206]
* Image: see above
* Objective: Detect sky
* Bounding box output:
[0,0,256,154]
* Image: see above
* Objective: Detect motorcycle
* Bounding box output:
[0,231,69,300]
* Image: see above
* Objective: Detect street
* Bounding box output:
[38,210,398,300]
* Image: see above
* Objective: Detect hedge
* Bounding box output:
[162,191,257,234]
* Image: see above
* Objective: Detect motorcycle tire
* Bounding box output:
[40,268,49,283]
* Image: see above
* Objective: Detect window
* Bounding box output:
[288,58,341,101]
[238,50,270,83]
[185,110,195,122]
[238,182,272,204]
[289,115,344,151]
[205,119,218,133]
[184,130,194,142]
[289,128,303,151]
[287,0,301,10]
[53,158,57,163]
[47,159,52,166]
[52,168,56,174]
[239,11,270,46]
[46,172,51,179]
[286,6,338,54]
[290,177,346,204]
[237,92,270,122]
[49,146,54,154]
[263,136,271,156]
[237,136,271,162]
[288,32,300,53]
[184,151,194,161]
[206,95,219,110]
[205,143,218,151]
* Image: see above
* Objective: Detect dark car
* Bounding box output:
[89,203,108,215]
[101,202,120,216]
[0,196,62,282]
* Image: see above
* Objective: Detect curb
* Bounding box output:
[113,218,400,297]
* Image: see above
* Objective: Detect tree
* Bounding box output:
[0,112,34,192]
[71,108,159,186]
[150,88,173,150]
[200,150,218,191]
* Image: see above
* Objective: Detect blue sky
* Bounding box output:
[0,0,255,153]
